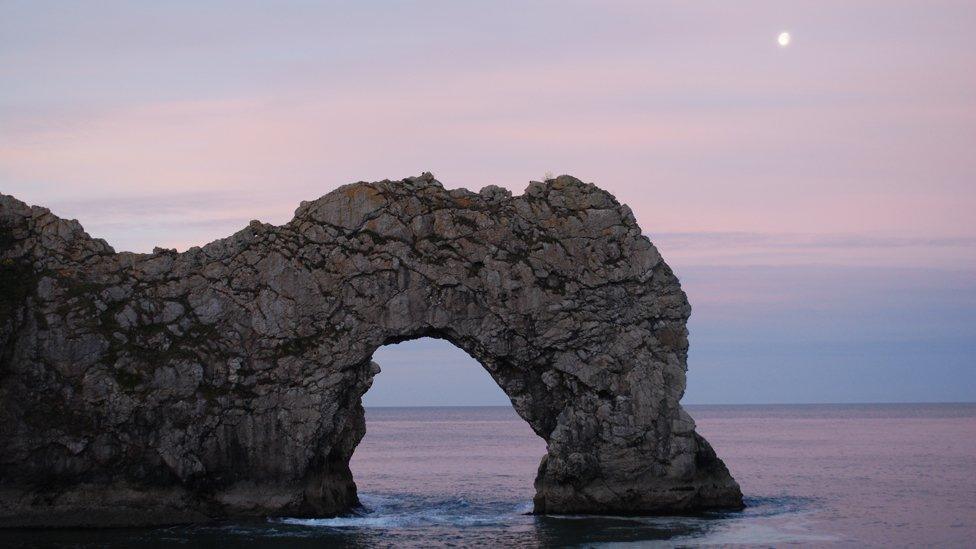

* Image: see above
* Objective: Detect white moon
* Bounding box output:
[778,32,791,47]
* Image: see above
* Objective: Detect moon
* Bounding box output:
[778,31,791,47]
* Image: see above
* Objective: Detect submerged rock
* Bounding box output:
[0,174,742,526]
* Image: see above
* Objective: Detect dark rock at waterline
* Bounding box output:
[0,174,742,527]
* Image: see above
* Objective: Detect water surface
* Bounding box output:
[4,403,974,547]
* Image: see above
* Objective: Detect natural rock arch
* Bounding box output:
[0,174,742,526]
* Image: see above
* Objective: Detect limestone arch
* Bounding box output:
[0,174,742,526]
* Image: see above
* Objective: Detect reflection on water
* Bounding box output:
[0,495,826,548]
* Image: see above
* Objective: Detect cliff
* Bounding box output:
[0,174,742,526]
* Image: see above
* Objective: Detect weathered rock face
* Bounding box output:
[0,174,742,526]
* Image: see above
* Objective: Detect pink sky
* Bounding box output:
[2,2,974,403]
[2,1,973,260]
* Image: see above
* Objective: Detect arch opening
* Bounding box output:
[364,337,512,407]
[349,337,546,517]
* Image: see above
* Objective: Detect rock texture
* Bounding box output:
[0,174,742,526]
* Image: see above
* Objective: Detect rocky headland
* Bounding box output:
[0,174,742,526]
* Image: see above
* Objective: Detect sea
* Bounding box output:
[3,403,974,547]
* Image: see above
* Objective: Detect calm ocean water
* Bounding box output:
[4,403,974,547]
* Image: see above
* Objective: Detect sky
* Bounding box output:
[1,1,974,405]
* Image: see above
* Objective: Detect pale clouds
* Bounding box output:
[2,1,974,404]
[651,232,976,269]
[3,1,975,247]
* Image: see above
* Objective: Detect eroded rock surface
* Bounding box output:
[0,174,742,526]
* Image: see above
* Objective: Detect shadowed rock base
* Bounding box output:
[0,174,742,526]
[534,433,743,515]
